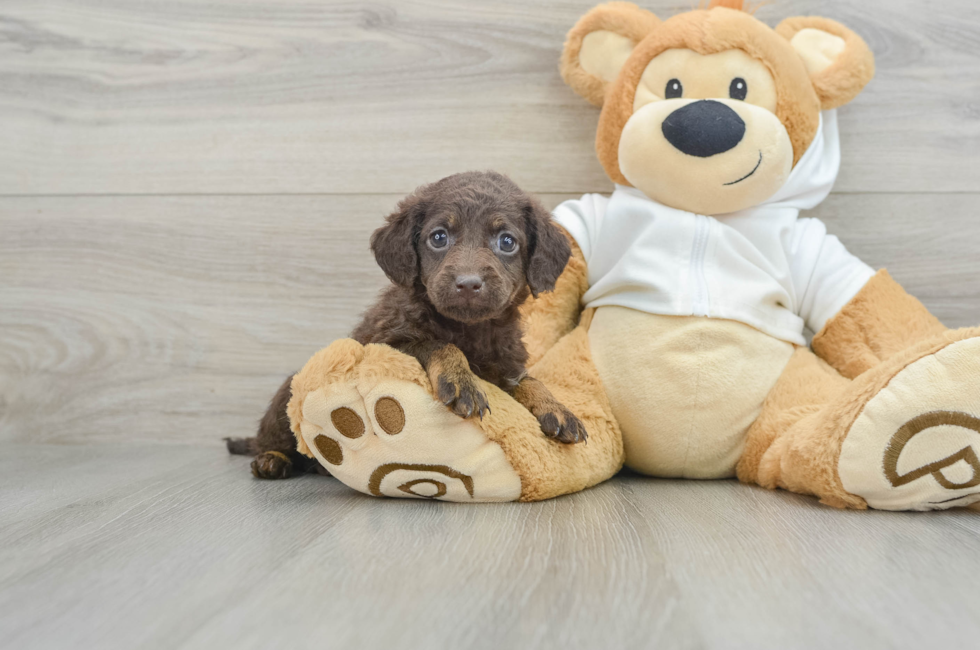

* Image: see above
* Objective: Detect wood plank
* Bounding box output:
[626,476,980,649]
[0,195,391,445]
[0,443,977,650]
[0,444,692,650]
[811,192,980,330]
[0,0,977,196]
[2,192,980,446]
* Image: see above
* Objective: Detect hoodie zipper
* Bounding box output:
[690,215,710,317]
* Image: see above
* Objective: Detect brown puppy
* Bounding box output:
[227,171,586,479]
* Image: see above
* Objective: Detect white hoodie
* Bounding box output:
[553,111,874,346]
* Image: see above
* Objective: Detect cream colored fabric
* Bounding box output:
[838,337,980,511]
[299,377,522,502]
[619,99,793,216]
[790,28,846,76]
[289,336,625,503]
[580,31,636,84]
[589,308,794,478]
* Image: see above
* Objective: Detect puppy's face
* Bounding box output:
[416,199,527,322]
[371,172,571,324]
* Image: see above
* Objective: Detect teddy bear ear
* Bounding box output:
[776,16,876,110]
[561,2,661,107]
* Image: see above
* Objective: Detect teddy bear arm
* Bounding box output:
[520,226,590,367]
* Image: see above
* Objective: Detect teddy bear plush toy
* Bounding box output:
[287,0,980,511]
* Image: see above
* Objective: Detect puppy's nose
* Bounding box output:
[662,100,745,158]
[455,275,484,296]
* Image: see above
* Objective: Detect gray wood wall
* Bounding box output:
[2,0,979,446]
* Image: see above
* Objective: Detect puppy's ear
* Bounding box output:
[370,191,428,287]
[525,198,572,297]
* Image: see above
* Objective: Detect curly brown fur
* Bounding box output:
[355,171,582,440]
[419,344,489,419]
[231,171,584,479]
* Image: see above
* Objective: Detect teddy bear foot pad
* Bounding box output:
[839,335,980,511]
[293,348,523,502]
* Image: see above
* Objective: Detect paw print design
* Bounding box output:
[839,335,980,511]
[292,350,522,502]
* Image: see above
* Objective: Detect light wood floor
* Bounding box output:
[1,1,979,648]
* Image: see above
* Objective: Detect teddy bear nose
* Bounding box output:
[662,100,746,158]
[455,275,484,296]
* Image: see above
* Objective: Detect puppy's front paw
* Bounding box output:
[435,371,490,420]
[251,451,294,480]
[512,377,588,445]
[537,406,587,445]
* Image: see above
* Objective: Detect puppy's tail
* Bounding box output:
[224,436,258,456]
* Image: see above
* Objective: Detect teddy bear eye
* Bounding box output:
[729,78,748,101]
[665,78,683,99]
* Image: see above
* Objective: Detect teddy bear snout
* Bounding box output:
[661,99,746,158]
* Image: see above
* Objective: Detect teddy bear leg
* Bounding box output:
[812,269,947,379]
[736,347,856,506]
[739,329,980,511]
[506,314,626,500]
[287,320,624,502]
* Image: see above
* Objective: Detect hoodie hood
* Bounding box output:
[737,110,840,215]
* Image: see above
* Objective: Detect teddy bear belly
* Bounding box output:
[589,307,795,479]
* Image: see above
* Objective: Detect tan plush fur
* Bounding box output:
[595,8,821,186]
[520,230,589,367]
[707,0,748,10]
[288,5,978,509]
[479,318,626,501]
[776,17,876,110]
[290,260,980,506]
[737,347,853,504]
[739,327,980,509]
[564,5,875,187]
[561,2,661,107]
[289,308,624,501]
[812,269,947,379]
[739,269,969,508]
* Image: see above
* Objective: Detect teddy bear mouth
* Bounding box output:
[723,151,764,186]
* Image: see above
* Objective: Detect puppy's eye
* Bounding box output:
[497,233,518,254]
[665,79,683,99]
[729,78,748,101]
[428,229,449,249]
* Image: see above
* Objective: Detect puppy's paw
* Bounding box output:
[251,451,294,480]
[512,377,588,445]
[435,371,490,420]
[537,407,588,445]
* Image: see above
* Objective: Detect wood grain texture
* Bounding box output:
[626,476,980,649]
[0,444,976,650]
[3,192,980,446]
[1,1,979,647]
[0,0,978,195]
[0,195,389,445]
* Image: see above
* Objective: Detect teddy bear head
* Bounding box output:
[561,0,875,215]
